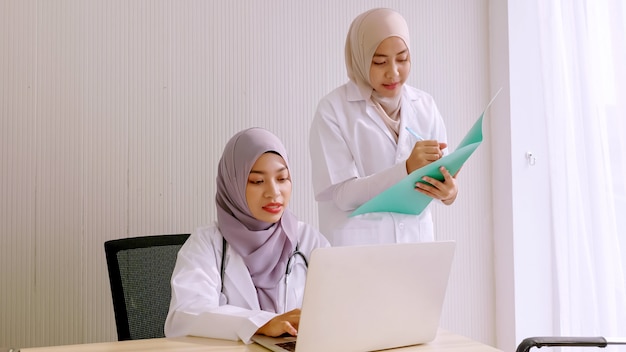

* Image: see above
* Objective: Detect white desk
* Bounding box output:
[21,330,502,352]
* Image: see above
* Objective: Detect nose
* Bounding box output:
[386,61,399,79]
[263,180,280,199]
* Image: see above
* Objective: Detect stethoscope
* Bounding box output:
[285,246,308,275]
[220,238,309,310]
[283,245,308,310]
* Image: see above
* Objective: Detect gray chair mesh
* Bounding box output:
[105,234,189,341]
[116,245,182,339]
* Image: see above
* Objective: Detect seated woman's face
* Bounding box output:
[246,152,292,223]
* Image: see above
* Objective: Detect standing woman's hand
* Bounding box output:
[414,166,459,205]
[256,308,301,337]
[405,141,447,174]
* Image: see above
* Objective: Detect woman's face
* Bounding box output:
[246,152,292,223]
[369,36,411,98]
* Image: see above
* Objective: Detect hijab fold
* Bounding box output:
[215,127,297,313]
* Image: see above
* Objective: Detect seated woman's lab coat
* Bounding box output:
[164,221,330,343]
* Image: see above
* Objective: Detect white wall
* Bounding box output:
[508,0,557,348]
[0,0,498,348]
[491,1,558,352]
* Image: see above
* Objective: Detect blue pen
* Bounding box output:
[405,126,424,141]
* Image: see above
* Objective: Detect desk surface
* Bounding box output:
[21,329,502,352]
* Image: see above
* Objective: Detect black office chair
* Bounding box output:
[104,233,190,341]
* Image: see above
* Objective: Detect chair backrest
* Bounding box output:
[104,234,190,341]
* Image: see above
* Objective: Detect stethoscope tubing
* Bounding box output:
[220,238,309,293]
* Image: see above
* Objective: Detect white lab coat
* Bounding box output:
[164,221,330,343]
[309,80,447,246]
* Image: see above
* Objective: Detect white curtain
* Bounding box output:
[537,0,626,348]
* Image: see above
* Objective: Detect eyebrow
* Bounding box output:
[373,49,409,58]
[249,166,288,175]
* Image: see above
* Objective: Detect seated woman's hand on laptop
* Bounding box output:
[256,308,301,337]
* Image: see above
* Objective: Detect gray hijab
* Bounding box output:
[215,127,297,313]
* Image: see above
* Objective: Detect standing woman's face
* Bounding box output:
[369,36,411,98]
[246,152,292,224]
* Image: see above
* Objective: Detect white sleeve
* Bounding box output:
[332,162,408,212]
[166,307,274,344]
[309,96,360,201]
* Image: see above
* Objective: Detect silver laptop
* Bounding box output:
[252,240,456,352]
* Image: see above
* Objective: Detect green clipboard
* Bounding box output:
[349,89,501,217]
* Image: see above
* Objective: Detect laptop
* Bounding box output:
[252,240,456,352]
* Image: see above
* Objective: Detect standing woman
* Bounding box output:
[309,8,459,246]
[165,127,329,343]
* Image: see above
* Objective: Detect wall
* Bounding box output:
[0,0,496,348]
[490,1,557,351]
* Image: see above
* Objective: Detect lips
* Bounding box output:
[262,203,283,214]
[383,82,399,90]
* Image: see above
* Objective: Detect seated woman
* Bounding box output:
[164,127,330,343]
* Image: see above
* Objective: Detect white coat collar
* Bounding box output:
[345,81,418,148]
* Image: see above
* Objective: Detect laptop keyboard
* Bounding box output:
[276,341,297,351]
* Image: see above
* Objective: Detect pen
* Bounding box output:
[405,126,424,141]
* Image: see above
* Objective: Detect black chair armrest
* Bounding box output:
[516,336,607,352]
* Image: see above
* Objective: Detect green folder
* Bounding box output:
[350,89,501,217]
